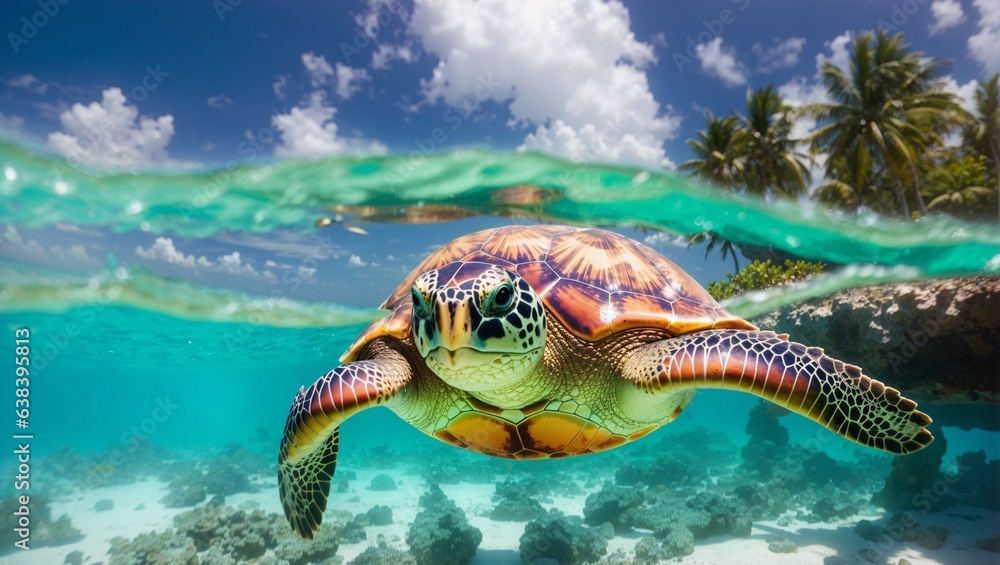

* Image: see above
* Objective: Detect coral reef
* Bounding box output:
[94,499,114,512]
[490,479,545,521]
[583,484,645,533]
[520,509,608,564]
[872,423,950,512]
[369,473,398,491]
[352,539,417,565]
[614,452,708,489]
[0,495,82,551]
[108,530,198,565]
[161,477,207,508]
[366,505,394,526]
[406,484,482,565]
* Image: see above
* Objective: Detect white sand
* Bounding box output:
[5,467,999,564]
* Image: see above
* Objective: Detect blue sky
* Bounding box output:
[1,0,994,169]
[1,0,997,304]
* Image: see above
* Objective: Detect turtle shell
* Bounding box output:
[342,225,756,362]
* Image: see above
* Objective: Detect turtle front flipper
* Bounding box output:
[278,348,412,538]
[621,329,933,454]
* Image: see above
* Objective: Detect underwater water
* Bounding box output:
[1,138,1000,564]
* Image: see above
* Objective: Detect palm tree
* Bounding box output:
[963,74,1000,220]
[735,85,811,199]
[803,31,964,218]
[678,113,744,189]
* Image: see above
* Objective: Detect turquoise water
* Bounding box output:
[2,139,1000,563]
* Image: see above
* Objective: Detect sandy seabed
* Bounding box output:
[7,467,999,565]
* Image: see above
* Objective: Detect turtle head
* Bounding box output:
[410,262,546,392]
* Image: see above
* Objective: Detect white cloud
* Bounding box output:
[49,244,91,263]
[272,91,387,158]
[409,0,679,168]
[47,88,175,169]
[133,237,300,281]
[273,75,290,99]
[753,37,806,73]
[302,52,335,87]
[816,31,853,75]
[348,254,367,267]
[136,237,211,268]
[6,74,48,95]
[4,226,44,256]
[942,76,979,115]
[643,232,688,249]
[695,37,748,87]
[371,43,417,69]
[334,64,371,100]
[217,251,259,276]
[929,0,966,35]
[356,0,408,37]
[969,0,1000,73]
[0,113,25,135]
[207,94,233,108]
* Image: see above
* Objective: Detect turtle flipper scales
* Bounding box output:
[622,329,933,454]
[278,348,411,538]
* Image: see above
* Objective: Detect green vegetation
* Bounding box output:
[707,259,826,301]
[680,30,998,223]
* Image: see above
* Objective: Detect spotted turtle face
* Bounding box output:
[410,261,546,392]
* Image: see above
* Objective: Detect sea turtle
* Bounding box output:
[278,225,933,537]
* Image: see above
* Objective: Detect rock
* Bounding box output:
[596,522,615,540]
[369,474,398,491]
[582,484,644,533]
[489,479,545,522]
[95,499,114,512]
[406,484,481,565]
[519,508,607,564]
[872,423,951,512]
[615,452,708,488]
[108,530,198,565]
[767,538,798,553]
[976,532,1000,552]
[352,540,416,565]
[63,550,83,565]
[366,505,393,526]
[685,492,753,537]
[161,477,207,508]
[915,526,948,550]
[750,277,1000,431]
[746,400,789,448]
[854,520,888,543]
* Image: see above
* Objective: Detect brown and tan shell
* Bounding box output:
[342,225,756,362]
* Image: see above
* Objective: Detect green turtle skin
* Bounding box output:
[278,225,932,538]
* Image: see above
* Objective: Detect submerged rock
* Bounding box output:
[406,484,482,565]
[582,484,644,533]
[369,474,398,491]
[366,505,393,526]
[352,539,417,565]
[490,479,545,522]
[750,276,1000,431]
[108,530,198,565]
[519,508,607,564]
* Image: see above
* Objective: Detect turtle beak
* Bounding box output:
[435,295,474,352]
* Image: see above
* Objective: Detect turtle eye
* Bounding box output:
[411,286,430,318]
[485,283,515,316]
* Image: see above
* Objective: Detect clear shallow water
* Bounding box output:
[2,140,1000,563]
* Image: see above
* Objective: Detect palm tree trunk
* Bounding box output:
[909,160,928,217]
[990,138,1000,221]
